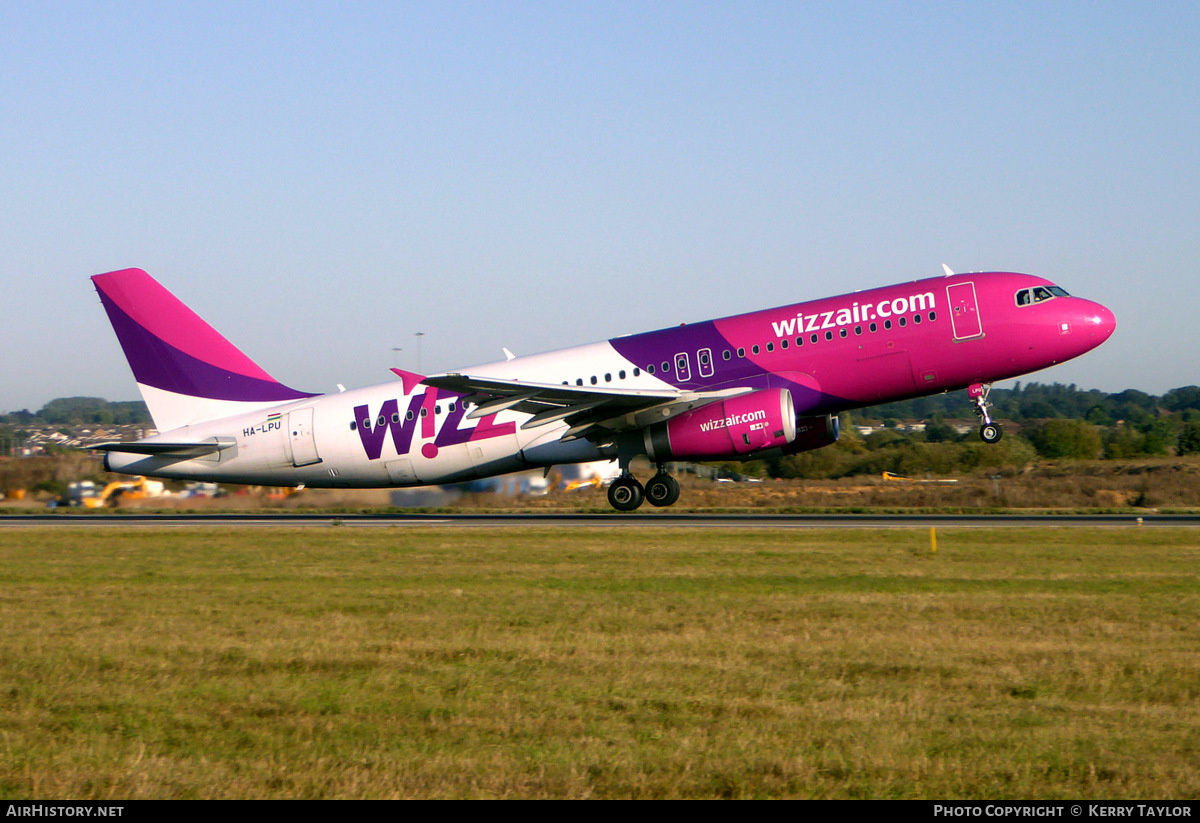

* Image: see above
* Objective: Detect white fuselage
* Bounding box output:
[104,340,671,486]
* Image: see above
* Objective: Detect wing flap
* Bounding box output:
[422,374,680,409]
[421,373,754,442]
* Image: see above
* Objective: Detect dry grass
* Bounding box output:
[6,456,1200,514]
[1,526,1198,798]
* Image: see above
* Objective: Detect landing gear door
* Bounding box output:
[947,282,983,340]
[287,408,321,467]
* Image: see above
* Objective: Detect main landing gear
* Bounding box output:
[607,466,681,512]
[970,383,1003,444]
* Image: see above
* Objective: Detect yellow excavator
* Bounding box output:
[77,477,165,508]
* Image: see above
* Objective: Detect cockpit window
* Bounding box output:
[1016,285,1071,307]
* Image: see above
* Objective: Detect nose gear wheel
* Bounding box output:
[970,383,1004,443]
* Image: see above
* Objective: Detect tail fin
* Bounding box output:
[92,268,318,431]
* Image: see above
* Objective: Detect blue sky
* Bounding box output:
[3,1,1197,412]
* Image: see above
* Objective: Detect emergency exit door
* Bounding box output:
[288,408,321,467]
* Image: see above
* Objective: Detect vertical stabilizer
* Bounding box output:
[93,268,318,431]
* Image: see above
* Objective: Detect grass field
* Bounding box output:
[1,526,1198,798]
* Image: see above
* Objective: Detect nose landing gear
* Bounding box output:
[970,383,1003,443]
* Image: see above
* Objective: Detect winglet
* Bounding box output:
[942,264,955,276]
[390,368,427,395]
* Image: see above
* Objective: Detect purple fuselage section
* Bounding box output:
[608,272,1115,413]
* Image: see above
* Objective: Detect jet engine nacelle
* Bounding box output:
[643,389,796,461]
[780,413,840,454]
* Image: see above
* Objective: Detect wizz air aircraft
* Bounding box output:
[91,267,1115,511]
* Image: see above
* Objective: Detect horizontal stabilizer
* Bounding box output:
[89,440,235,457]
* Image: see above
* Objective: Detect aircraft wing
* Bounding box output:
[420,373,752,442]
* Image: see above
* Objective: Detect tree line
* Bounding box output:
[4,384,1200,477]
[0,397,152,427]
[745,382,1200,479]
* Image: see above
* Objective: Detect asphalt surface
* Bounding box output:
[2,512,1197,528]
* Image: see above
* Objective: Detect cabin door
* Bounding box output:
[287,408,321,467]
[946,282,983,340]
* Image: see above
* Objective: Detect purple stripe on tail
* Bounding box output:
[94,271,316,403]
[92,269,281,381]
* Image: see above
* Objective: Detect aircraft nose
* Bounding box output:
[1082,300,1117,343]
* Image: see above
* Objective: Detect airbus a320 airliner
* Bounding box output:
[91,267,1115,511]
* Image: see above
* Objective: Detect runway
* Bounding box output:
[2,512,1198,528]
